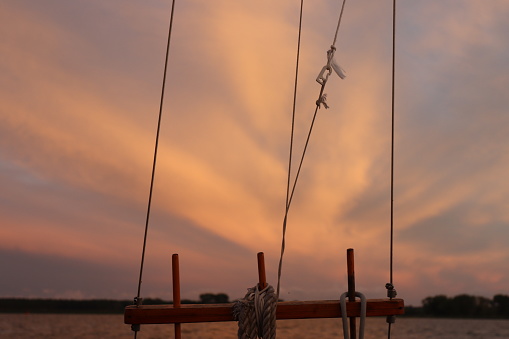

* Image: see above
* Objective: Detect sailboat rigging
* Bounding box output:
[124,0,404,338]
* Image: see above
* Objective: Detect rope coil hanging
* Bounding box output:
[234,284,278,339]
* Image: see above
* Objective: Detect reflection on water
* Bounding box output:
[1,314,509,338]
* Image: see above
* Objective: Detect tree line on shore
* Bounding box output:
[2,293,509,318]
[0,293,230,314]
[405,294,509,318]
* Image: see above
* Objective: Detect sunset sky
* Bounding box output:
[2,0,509,307]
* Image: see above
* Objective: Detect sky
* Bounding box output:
[1,0,509,308]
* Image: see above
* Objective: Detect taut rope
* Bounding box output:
[277,0,348,300]
[133,0,177,337]
[387,1,398,338]
[277,0,305,301]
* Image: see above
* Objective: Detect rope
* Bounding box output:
[234,285,278,339]
[340,291,366,339]
[277,0,348,300]
[133,1,177,336]
[387,0,397,337]
[389,0,396,294]
[277,0,305,300]
[332,0,347,47]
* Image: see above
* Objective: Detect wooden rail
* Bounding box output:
[124,298,404,325]
[125,250,404,330]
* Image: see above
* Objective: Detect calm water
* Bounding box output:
[1,314,509,338]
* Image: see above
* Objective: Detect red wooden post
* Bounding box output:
[172,254,181,339]
[347,248,356,339]
[257,252,267,290]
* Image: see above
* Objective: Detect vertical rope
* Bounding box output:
[277,0,305,299]
[277,0,347,299]
[387,0,397,338]
[389,0,396,295]
[135,0,177,310]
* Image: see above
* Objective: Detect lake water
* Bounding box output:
[1,314,509,338]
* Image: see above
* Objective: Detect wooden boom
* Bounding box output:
[125,298,404,325]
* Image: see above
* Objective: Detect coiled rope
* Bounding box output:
[234,285,278,339]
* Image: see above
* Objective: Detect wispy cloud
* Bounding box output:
[1,0,509,306]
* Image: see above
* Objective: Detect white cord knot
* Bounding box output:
[234,285,277,339]
[316,93,329,109]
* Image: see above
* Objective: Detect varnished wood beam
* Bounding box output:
[124,298,404,325]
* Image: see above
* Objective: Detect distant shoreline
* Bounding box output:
[0,298,182,314]
[0,293,230,314]
[2,294,509,318]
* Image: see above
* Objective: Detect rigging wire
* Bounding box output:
[277,0,347,299]
[134,0,177,324]
[387,0,397,338]
[277,0,304,299]
[332,0,347,47]
[389,0,396,298]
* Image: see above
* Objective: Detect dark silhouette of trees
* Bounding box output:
[420,294,504,318]
[199,293,229,304]
[494,294,509,316]
[0,294,231,313]
[0,298,132,314]
[451,294,477,317]
[422,294,451,316]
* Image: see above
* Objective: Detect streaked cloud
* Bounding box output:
[1,0,509,307]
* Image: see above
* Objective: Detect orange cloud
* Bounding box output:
[3,0,509,304]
